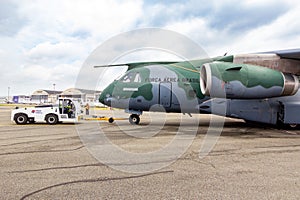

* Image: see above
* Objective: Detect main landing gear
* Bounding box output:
[129,114,140,125]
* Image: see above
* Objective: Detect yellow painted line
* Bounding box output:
[93,107,110,110]
[0,124,12,126]
[0,104,31,107]
[92,107,122,111]
[85,117,127,121]
[169,64,200,73]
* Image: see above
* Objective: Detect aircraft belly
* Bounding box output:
[199,98,278,124]
[282,102,300,124]
[228,100,277,124]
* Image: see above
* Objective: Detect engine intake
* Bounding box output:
[200,62,299,99]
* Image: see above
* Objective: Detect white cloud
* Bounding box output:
[160,0,300,56]
[1,0,300,96]
[225,2,300,54]
[15,0,143,43]
[8,61,82,95]
[26,42,86,63]
[0,0,143,96]
[164,17,221,56]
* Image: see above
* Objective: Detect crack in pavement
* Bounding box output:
[1,146,84,157]
[0,136,79,147]
[20,170,174,200]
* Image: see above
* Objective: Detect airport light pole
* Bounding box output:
[53,84,56,103]
[7,86,10,104]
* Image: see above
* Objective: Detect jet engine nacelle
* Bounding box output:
[200,62,299,99]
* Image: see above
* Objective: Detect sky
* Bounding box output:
[1,0,300,97]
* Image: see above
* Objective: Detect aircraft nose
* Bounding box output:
[99,92,106,105]
[99,91,111,106]
[99,83,114,106]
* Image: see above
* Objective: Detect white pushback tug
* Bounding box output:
[11,98,82,125]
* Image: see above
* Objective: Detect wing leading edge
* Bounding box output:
[94,61,179,71]
[262,48,300,60]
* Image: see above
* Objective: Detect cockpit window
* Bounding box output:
[120,72,141,83]
[133,73,141,83]
[121,73,133,82]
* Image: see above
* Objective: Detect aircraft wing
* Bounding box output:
[261,48,300,60]
[94,61,179,71]
[224,48,300,76]
[94,48,300,73]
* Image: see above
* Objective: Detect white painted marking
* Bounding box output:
[123,88,138,92]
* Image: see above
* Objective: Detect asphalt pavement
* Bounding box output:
[0,105,300,199]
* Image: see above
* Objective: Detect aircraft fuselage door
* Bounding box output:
[159,82,172,107]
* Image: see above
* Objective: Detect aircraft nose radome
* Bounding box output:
[104,97,112,107]
[99,94,112,107]
[99,84,114,106]
[99,92,106,104]
[100,82,116,105]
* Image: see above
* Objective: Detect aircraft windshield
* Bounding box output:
[120,72,141,83]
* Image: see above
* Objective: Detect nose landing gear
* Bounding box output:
[125,109,142,125]
[129,114,140,125]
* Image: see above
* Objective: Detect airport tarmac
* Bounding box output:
[0,105,300,199]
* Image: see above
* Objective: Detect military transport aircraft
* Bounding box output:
[97,49,300,128]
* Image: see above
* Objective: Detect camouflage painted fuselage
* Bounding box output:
[100,61,207,113]
[99,51,300,126]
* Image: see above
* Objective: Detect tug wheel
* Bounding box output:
[45,114,58,125]
[15,113,28,125]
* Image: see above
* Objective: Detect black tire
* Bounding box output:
[288,124,298,129]
[15,113,28,125]
[45,114,58,125]
[108,117,114,123]
[129,114,140,125]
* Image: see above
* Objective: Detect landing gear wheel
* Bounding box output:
[288,124,298,129]
[45,114,58,125]
[108,117,114,123]
[129,114,140,125]
[15,113,28,125]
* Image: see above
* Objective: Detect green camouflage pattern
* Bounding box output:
[99,54,298,110]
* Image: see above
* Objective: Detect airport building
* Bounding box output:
[12,95,31,104]
[31,90,62,104]
[59,88,101,105]
[10,88,102,106]
[0,96,8,104]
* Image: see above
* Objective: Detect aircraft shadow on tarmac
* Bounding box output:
[106,118,300,138]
